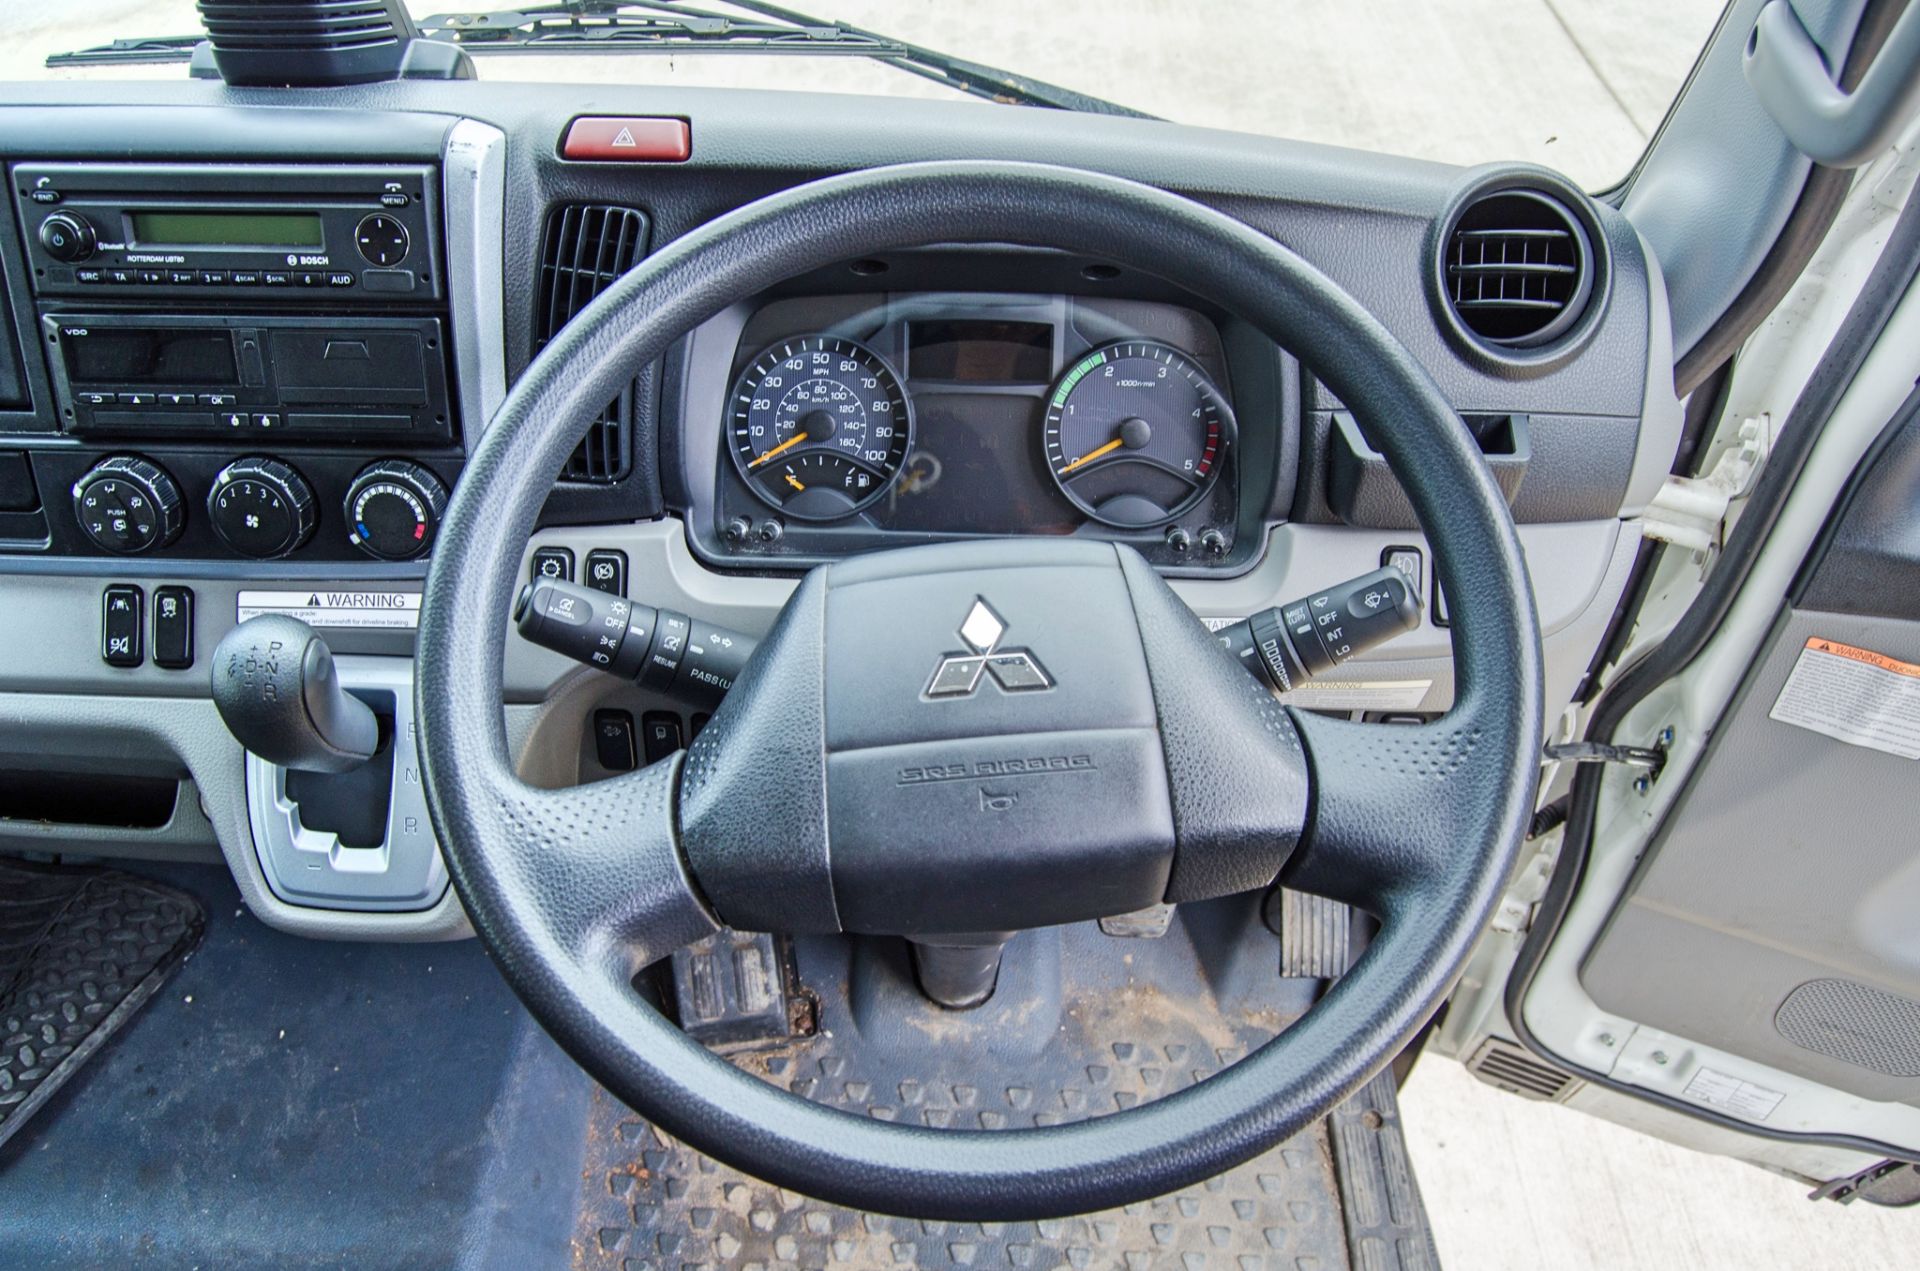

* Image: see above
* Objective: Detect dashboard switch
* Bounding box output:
[593,709,638,772]
[561,116,691,162]
[1214,566,1423,697]
[1382,545,1423,595]
[102,585,143,667]
[531,546,574,582]
[583,548,627,596]
[515,578,758,712]
[640,712,684,763]
[152,586,194,670]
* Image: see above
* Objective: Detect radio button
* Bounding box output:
[379,192,410,208]
[169,270,197,285]
[327,272,356,288]
[117,392,157,407]
[198,269,227,285]
[75,268,104,283]
[253,413,281,429]
[354,214,410,267]
[231,270,262,285]
[199,393,237,408]
[263,271,291,286]
[107,269,135,285]
[137,270,167,285]
[38,212,95,262]
[158,392,196,409]
[222,411,249,429]
[78,391,113,406]
[29,188,60,205]
[361,269,416,294]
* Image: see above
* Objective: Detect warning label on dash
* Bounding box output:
[1769,636,1920,760]
[237,589,422,631]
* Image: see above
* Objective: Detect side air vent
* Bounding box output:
[536,205,650,484]
[1442,188,1596,350]
[1466,1037,1581,1102]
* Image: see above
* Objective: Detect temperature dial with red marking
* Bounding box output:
[344,459,447,560]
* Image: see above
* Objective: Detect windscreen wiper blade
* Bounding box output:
[47,0,1153,118]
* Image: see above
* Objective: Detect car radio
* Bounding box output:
[43,313,454,443]
[13,162,441,302]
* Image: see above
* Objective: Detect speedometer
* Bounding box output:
[727,335,912,521]
[1044,340,1233,528]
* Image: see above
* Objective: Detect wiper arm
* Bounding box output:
[47,0,1154,118]
[708,0,1153,117]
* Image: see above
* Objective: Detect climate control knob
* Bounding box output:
[344,459,447,560]
[38,212,96,263]
[208,457,316,559]
[71,456,183,555]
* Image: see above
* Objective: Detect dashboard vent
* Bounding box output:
[1443,189,1593,348]
[537,205,650,483]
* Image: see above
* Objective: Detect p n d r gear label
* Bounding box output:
[1769,637,1920,760]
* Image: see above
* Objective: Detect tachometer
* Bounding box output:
[727,335,912,521]
[1043,340,1233,528]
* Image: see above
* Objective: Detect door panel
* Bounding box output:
[1579,411,1920,1107]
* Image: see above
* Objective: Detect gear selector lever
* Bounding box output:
[211,614,381,773]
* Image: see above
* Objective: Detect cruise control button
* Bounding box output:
[102,585,143,667]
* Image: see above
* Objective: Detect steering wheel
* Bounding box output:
[416,162,1543,1221]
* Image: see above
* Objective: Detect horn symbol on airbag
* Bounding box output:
[925,598,1053,698]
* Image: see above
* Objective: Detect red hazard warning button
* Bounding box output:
[560,117,691,162]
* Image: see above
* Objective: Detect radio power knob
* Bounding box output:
[208,457,317,559]
[71,455,184,554]
[344,459,448,560]
[38,212,96,263]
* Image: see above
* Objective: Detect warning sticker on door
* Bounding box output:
[1681,1067,1785,1121]
[1769,637,1920,760]
[237,589,421,630]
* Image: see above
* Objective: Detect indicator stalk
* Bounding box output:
[1212,566,1422,694]
[515,577,758,712]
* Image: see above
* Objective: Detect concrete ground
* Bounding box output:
[2,2,1913,1266]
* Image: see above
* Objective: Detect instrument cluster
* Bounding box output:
[697,292,1252,572]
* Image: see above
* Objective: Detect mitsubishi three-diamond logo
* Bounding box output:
[925,598,1053,698]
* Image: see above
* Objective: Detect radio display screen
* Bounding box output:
[65,328,239,386]
[129,210,324,249]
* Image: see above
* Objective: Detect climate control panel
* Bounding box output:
[52,449,459,562]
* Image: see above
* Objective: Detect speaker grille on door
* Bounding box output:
[1775,978,1920,1077]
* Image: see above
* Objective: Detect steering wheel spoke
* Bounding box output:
[1282,711,1492,916]
[484,756,718,975]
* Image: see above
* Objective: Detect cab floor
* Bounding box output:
[0,861,1434,1270]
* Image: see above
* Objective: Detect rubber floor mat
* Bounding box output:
[0,858,204,1150]
[572,918,1391,1270]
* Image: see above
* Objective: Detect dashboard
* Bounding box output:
[0,80,1681,940]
